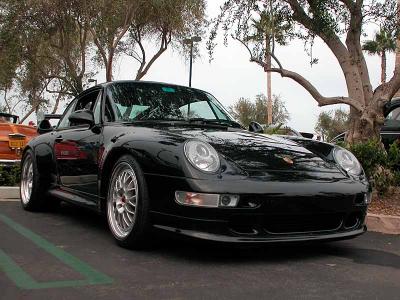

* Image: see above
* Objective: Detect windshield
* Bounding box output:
[107,82,235,124]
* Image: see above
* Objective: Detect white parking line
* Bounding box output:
[0,199,20,202]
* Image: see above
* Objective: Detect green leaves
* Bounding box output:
[315,109,349,142]
[0,165,21,186]
[362,29,396,54]
[347,140,400,195]
[229,94,290,127]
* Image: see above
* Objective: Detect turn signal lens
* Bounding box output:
[175,191,239,208]
[364,192,372,204]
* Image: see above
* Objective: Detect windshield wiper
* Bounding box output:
[187,118,243,128]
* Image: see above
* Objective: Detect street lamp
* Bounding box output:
[183,36,202,87]
[88,79,98,86]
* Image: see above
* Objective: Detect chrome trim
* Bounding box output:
[0,159,21,166]
[8,133,26,138]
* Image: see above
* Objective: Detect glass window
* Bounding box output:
[210,102,228,120]
[93,92,102,124]
[57,101,76,129]
[106,82,233,123]
[179,101,216,119]
[385,107,400,127]
[105,97,115,122]
[57,90,100,129]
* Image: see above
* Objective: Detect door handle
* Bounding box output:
[55,136,63,143]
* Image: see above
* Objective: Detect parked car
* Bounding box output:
[0,113,37,166]
[21,81,370,248]
[331,98,400,147]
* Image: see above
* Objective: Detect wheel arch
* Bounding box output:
[99,147,141,213]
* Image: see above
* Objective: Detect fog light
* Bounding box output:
[364,192,372,204]
[175,191,239,208]
[219,194,239,207]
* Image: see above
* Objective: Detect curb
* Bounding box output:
[0,186,19,199]
[367,213,400,235]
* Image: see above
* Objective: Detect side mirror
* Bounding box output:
[300,132,314,139]
[37,119,54,134]
[248,121,264,133]
[69,109,94,127]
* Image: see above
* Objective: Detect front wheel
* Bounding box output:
[107,155,151,249]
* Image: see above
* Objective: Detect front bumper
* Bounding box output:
[151,209,367,243]
[0,159,21,167]
[146,174,370,243]
[154,223,366,243]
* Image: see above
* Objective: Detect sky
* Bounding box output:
[37,0,397,132]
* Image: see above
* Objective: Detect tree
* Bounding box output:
[86,0,205,81]
[229,94,290,127]
[240,4,292,124]
[124,0,205,80]
[0,0,206,122]
[363,29,396,84]
[0,0,95,121]
[85,0,138,82]
[209,0,400,144]
[315,109,350,141]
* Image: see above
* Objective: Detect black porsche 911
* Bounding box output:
[20,81,371,248]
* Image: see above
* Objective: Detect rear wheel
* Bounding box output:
[20,149,56,211]
[107,155,151,249]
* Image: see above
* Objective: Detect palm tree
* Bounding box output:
[247,8,290,125]
[363,29,396,84]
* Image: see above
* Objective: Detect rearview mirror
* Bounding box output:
[248,121,264,133]
[37,119,54,134]
[69,109,94,127]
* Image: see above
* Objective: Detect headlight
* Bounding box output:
[333,147,362,176]
[184,140,220,173]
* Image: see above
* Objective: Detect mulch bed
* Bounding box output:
[369,188,400,217]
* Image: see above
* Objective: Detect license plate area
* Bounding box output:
[9,139,26,149]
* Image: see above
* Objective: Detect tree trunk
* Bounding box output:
[265,40,272,125]
[381,51,387,84]
[51,92,62,114]
[267,59,272,125]
[106,50,114,82]
[346,95,385,144]
[106,59,113,82]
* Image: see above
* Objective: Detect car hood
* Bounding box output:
[164,127,340,174]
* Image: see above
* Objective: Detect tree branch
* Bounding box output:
[135,30,171,80]
[267,67,362,110]
[235,36,362,111]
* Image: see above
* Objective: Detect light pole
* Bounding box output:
[88,79,98,86]
[183,36,201,87]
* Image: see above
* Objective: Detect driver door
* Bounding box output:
[54,89,103,199]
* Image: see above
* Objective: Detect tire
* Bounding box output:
[106,155,151,249]
[20,149,55,211]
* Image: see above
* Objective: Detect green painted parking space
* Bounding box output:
[0,214,113,289]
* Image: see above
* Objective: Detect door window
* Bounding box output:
[57,90,100,129]
[57,101,76,129]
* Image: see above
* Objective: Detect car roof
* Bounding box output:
[95,80,209,95]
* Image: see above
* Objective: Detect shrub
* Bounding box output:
[345,139,400,195]
[0,165,21,186]
[347,139,387,178]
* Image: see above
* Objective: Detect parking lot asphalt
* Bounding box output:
[0,199,399,300]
